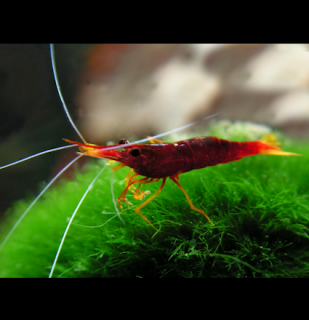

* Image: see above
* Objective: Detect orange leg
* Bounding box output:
[117,173,139,209]
[147,136,163,144]
[132,178,153,200]
[111,162,126,173]
[124,169,150,197]
[170,176,214,226]
[133,178,161,200]
[129,177,152,200]
[118,175,153,208]
[124,169,135,185]
[134,178,167,230]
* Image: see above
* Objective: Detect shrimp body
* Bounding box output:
[64,134,300,230]
[65,135,299,177]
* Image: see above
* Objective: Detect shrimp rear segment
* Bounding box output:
[177,134,300,172]
[64,134,300,230]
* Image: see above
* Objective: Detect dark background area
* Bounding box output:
[0,44,83,219]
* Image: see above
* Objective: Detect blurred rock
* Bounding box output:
[74,44,309,142]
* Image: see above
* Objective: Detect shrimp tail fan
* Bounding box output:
[259,134,301,156]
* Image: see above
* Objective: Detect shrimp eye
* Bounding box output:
[119,138,129,145]
[130,148,141,157]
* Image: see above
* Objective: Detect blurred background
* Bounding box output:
[0,43,309,220]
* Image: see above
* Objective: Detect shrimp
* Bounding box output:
[64,133,301,231]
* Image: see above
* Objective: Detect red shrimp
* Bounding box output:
[64,134,301,230]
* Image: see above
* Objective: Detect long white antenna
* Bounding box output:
[110,171,125,224]
[49,162,107,278]
[50,44,87,144]
[101,112,219,151]
[0,154,83,251]
[0,145,76,170]
[144,112,219,142]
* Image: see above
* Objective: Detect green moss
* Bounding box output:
[0,121,308,278]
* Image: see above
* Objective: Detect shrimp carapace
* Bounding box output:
[64,134,301,230]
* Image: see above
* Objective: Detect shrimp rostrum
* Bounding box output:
[64,133,300,230]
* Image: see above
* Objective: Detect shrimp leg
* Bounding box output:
[118,173,140,208]
[147,136,163,144]
[124,169,149,198]
[119,176,153,205]
[118,175,166,230]
[134,178,167,231]
[170,176,214,226]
